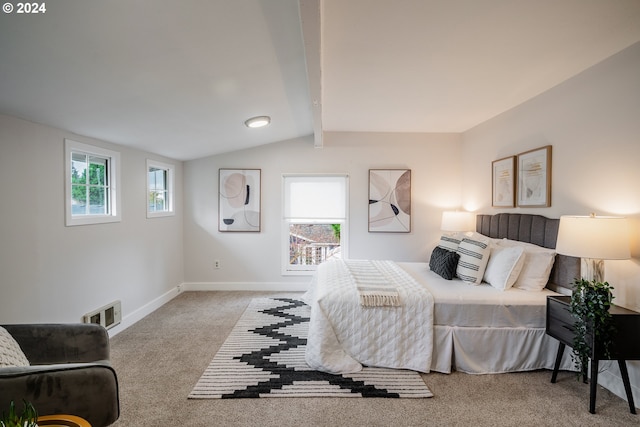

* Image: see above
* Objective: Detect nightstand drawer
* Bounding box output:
[546,296,576,345]
[547,317,576,345]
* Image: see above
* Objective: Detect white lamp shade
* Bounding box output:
[441,211,474,232]
[556,215,630,260]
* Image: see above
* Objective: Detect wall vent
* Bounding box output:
[83,300,122,330]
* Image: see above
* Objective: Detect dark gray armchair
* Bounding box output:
[0,323,119,427]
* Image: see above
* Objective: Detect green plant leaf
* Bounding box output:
[0,401,38,427]
[569,278,616,377]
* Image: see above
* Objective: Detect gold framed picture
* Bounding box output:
[492,156,516,207]
[517,146,552,207]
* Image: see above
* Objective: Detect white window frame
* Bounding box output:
[65,139,121,226]
[281,174,349,276]
[146,159,175,218]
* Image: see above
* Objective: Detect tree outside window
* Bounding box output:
[65,139,120,226]
[71,153,109,215]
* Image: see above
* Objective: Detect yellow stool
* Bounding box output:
[37,414,91,427]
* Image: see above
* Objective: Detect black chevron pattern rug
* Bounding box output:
[188,297,433,398]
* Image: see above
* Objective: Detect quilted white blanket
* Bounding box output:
[303,259,434,374]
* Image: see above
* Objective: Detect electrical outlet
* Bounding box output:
[177,284,182,293]
[214,259,221,269]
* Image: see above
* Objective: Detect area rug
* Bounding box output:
[188,297,433,398]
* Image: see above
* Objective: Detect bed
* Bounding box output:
[303,213,581,375]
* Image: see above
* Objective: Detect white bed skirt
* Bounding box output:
[431,325,576,374]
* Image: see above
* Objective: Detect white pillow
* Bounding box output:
[513,250,556,291]
[483,246,525,290]
[497,239,556,291]
[456,237,491,285]
[497,238,555,252]
[0,326,30,367]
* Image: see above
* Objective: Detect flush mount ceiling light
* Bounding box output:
[244,116,271,128]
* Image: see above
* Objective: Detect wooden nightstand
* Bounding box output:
[546,295,640,414]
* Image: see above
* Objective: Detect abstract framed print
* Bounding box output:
[219,169,261,232]
[368,169,411,232]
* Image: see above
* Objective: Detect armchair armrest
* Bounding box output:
[0,362,119,427]
[2,323,110,364]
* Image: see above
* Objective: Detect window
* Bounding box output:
[65,139,121,226]
[147,159,175,218]
[282,174,348,275]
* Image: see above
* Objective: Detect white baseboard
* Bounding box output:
[106,282,307,337]
[107,286,180,337]
[182,281,309,292]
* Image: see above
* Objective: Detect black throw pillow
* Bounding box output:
[429,246,460,280]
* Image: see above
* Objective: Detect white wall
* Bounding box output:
[461,41,640,405]
[0,114,184,333]
[183,132,462,289]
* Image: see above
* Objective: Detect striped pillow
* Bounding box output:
[456,237,491,285]
[437,234,462,252]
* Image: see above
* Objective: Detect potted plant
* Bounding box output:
[569,278,616,377]
[0,401,38,427]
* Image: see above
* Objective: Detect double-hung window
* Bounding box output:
[65,139,121,226]
[147,159,175,218]
[282,174,349,275]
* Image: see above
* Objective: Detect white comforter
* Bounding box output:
[303,259,434,374]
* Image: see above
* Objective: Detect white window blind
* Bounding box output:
[283,175,347,222]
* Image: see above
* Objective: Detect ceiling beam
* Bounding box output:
[299,0,323,148]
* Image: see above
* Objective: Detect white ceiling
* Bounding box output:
[0,0,312,160]
[1,1,639,161]
[321,0,640,133]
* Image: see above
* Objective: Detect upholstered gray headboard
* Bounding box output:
[476,213,580,293]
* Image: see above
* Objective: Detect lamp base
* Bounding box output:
[580,258,605,283]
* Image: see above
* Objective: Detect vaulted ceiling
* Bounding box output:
[1,1,639,160]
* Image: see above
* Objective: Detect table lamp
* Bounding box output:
[441,211,475,233]
[555,214,630,282]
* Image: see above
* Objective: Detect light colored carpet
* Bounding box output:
[109,291,638,426]
[188,297,432,399]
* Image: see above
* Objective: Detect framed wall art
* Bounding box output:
[492,156,516,207]
[517,145,552,207]
[218,169,261,232]
[368,169,411,232]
